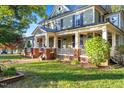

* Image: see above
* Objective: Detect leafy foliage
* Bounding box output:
[111,5,124,12]
[85,37,110,66]
[3,67,16,76]
[0,5,47,32]
[54,58,60,63]
[0,5,47,46]
[71,58,80,65]
[0,64,7,72]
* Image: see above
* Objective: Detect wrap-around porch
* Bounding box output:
[25,23,124,60]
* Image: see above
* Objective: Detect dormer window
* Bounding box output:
[56,6,63,15]
[111,16,118,26]
[58,7,62,11]
[108,14,119,27]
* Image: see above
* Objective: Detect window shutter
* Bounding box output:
[73,15,75,28]
[61,19,63,29]
[80,13,83,26]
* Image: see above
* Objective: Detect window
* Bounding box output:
[63,16,73,29]
[62,38,67,48]
[108,14,119,27]
[61,19,63,29]
[111,16,119,26]
[49,37,54,47]
[47,23,51,28]
[95,10,101,23]
[56,20,61,30]
[80,35,83,48]
[83,9,94,25]
[75,14,81,27]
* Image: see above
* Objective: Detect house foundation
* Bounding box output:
[25,48,56,60]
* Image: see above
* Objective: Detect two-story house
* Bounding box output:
[25,5,124,61]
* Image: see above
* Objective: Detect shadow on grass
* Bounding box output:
[25,71,124,81]
[5,62,124,88]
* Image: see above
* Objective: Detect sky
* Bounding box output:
[25,5,53,36]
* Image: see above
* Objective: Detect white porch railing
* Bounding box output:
[57,48,75,56]
[26,48,32,53]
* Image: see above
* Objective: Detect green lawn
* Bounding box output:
[4,61,124,88]
[0,54,29,61]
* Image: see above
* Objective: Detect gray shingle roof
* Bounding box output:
[66,5,87,11]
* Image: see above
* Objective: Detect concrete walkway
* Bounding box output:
[1,58,41,65]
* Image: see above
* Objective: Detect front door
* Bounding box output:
[58,39,61,48]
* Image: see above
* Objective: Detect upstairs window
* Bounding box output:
[83,9,94,25]
[95,10,101,24]
[56,20,61,30]
[110,16,119,26]
[75,14,81,27]
[47,23,51,28]
[106,14,119,27]
[63,16,73,29]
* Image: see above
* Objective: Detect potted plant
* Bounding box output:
[84,37,110,68]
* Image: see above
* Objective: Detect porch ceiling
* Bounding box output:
[106,23,124,35]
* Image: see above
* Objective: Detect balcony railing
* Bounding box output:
[57,48,75,56]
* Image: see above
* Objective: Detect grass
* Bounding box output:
[4,61,124,88]
[0,54,29,61]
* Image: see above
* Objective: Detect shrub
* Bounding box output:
[71,59,80,65]
[85,37,110,66]
[54,58,60,63]
[3,67,16,76]
[0,64,7,72]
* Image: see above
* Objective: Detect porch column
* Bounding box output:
[112,32,116,49]
[32,37,34,48]
[74,32,80,60]
[110,32,116,57]
[45,34,49,48]
[75,32,80,49]
[102,28,108,41]
[54,35,57,48]
[34,36,37,48]
[93,32,95,37]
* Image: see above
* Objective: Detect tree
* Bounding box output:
[0,5,47,48]
[85,37,110,66]
[111,5,124,12]
[0,5,47,32]
[0,30,24,53]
